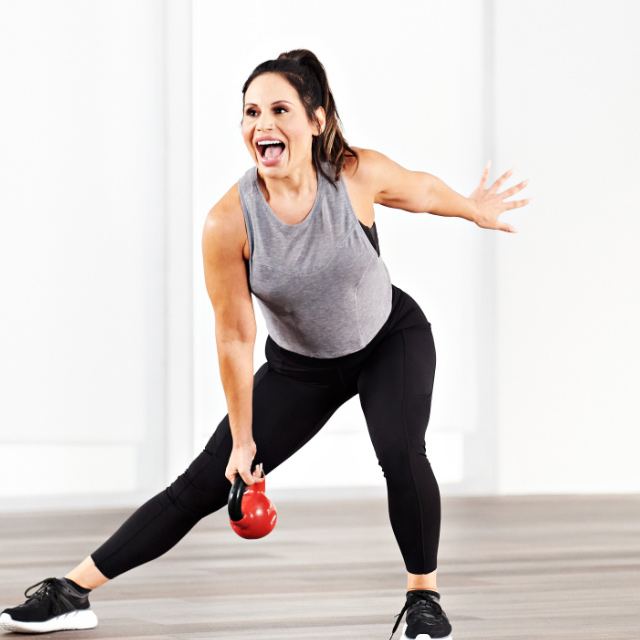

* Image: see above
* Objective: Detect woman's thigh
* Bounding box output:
[356,319,436,467]
[204,360,352,476]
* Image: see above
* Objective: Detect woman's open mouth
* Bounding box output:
[256,139,286,166]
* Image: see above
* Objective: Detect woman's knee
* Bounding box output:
[376,444,433,484]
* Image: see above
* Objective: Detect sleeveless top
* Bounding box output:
[237,159,393,358]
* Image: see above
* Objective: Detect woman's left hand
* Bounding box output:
[468,161,532,233]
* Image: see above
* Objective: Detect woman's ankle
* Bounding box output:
[407,568,438,592]
[65,556,110,590]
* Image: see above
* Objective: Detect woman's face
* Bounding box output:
[242,72,324,176]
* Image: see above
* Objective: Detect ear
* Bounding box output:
[314,106,326,136]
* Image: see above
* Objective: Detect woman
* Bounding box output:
[0,49,530,639]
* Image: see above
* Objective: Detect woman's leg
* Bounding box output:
[356,319,440,581]
[89,359,351,581]
[65,557,108,590]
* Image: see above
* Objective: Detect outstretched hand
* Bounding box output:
[468,161,532,233]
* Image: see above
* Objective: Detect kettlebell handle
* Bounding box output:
[228,465,265,523]
[228,475,248,523]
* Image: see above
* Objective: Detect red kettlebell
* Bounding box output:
[228,465,277,539]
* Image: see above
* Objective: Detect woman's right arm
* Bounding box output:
[201,187,263,486]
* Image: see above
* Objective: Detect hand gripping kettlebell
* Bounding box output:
[228,465,277,539]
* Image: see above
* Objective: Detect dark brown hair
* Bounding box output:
[241,49,359,187]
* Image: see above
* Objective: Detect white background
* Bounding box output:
[1,0,638,511]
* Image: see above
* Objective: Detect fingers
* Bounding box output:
[239,462,265,486]
[505,197,533,210]
[240,469,256,485]
[225,466,253,486]
[490,166,515,193]
[496,197,531,231]
[253,463,264,482]
[500,178,529,199]
[478,160,491,189]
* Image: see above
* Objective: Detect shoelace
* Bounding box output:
[23,578,63,616]
[389,593,444,640]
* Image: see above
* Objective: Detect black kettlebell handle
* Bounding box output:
[228,464,264,523]
[228,475,247,523]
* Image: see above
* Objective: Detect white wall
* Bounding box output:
[1,1,638,512]
[493,1,640,493]
[191,0,490,495]
[0,0,169,510]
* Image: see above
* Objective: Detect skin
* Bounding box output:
[64,71,532,593]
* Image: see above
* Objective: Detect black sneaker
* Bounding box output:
[0,577,98,634]
[389,589,453,640]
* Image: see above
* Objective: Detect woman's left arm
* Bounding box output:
[358,148,532,233]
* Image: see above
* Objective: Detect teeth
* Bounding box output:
[257,140,283,145]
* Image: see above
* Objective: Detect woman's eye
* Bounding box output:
[244,107,286,117]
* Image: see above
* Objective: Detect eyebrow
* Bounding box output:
[244,100,293,108]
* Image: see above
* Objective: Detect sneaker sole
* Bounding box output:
[0,609,98,634]
[401,623,453,640]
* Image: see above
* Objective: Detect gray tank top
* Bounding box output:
[238,159,392,358]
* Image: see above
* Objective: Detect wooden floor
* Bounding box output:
[1,494,639,639]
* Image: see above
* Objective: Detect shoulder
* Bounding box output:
[341,147,406,199]
[342,146,399,184]
[202,182,246,255]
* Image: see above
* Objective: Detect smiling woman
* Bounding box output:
[240,50,359,184]
[1,47,531,640]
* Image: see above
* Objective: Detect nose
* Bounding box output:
[256,112,274,132]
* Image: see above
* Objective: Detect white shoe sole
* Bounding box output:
[400,622,453,640]
[0,609,98,633]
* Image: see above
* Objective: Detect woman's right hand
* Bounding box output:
[225,440,264,486]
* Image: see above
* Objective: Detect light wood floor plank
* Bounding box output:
[1,494,639,638]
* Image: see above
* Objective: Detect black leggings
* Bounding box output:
[91,284,440,578]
